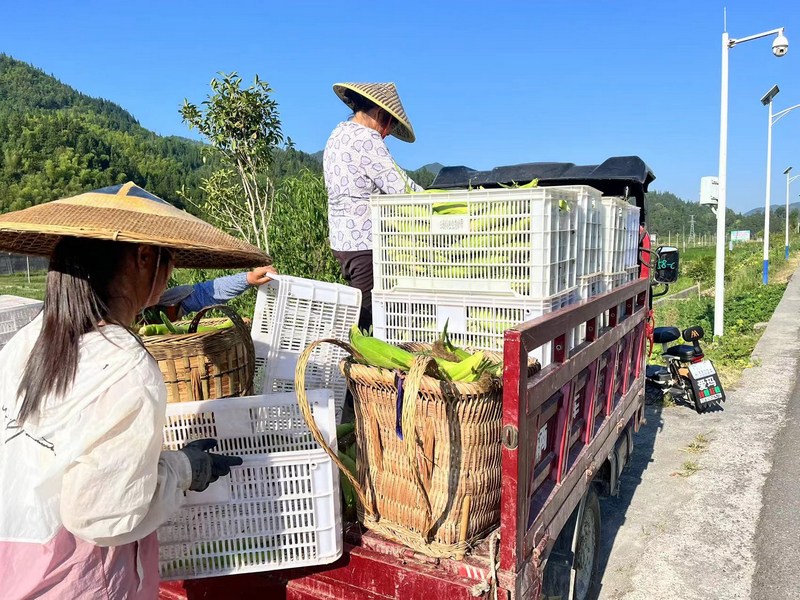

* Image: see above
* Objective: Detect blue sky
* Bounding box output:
[1,0,799,214]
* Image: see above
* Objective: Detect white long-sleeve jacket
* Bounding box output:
[0,316,191,599]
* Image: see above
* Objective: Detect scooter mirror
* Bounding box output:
[654,246,679,284]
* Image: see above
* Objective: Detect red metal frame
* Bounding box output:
[159,279,649,600]
[498,278,648,599]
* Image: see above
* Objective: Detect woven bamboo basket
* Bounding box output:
[143,304,255,403]
[295,339,540,559]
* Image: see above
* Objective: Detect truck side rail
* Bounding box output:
[499,278,649,591]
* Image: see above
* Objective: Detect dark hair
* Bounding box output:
[345,90,379,115]
[15,237,137,424]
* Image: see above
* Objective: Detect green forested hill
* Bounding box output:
[0,54,320,213]
[644,190,719,237]
[0,54,216,211]
[645,189,797,238]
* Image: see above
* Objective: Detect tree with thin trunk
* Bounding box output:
[179,72,284,254]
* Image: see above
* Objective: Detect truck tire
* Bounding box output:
[539,487,601,600]
[572,487,601,600]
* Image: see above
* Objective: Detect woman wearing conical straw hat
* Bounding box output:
[0,183,269,599]
[324,82,421,332]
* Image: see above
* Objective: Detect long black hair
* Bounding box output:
[15,237,138,424]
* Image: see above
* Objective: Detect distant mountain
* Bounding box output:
[745,202,800,216]
[419,162,443,175]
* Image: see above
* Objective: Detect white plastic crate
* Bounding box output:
[158,390,341,580]
[576,274,604,344]
[603,271,627,292]
[601,198,626,275]
[0,295,42,349]
[251,276,361,424]
[625,265,640,282]
[623,203,642,270]
[578,273,604,301]
[575,188,604,278]
[371,186,583,298]
[373,288,577,367]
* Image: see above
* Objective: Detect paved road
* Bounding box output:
[752,374,800,598]
[594,266,800,600]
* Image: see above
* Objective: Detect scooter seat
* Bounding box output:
[663,344,704,361]
[653,326,681,344]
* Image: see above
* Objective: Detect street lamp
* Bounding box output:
[716,26,788,337]
[784,167,800,259]
[761,91,800,283]
[760,84,780,284]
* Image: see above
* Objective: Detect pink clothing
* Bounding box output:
[0,529,158,600]
[0,318,192,599]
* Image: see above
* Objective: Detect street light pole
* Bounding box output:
[715,25,788,337]
[761,85,779,284]
[785,167,800,259]
[715,31,730,338]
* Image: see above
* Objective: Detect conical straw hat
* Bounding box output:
[333,82,415,143]
[0,182,270,268]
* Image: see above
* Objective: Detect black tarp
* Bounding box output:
[430,156,655,208]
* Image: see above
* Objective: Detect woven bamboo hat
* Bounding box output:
[333,82,416,143]
[0,182,270,268]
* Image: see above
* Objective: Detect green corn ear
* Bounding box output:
[337,451,357,514]
[336,422,355,440]
[440,320,472,361]
[346,442,357,462]
[160,311,179,333]
[349,325,414,370]
[138,324,168,336]
[432,201,468,215]
[434,351,487,382]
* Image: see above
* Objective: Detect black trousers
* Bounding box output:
[332,249,373,332]
[332,249,373,422]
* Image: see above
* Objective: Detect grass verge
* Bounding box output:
[654,241,800,388]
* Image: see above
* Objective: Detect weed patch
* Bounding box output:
[673,459,703,478]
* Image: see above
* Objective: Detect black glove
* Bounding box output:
[180,438,243,492]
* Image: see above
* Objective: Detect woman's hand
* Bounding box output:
[246,265,278,286]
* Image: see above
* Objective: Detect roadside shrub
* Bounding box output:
[681,255,714,286]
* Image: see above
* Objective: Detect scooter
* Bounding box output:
[645,325,726,413]
[643,244,726,413]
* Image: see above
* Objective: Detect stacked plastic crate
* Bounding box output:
[601,198,627,292]
[371,185,596,366]
[250,276,362,425]
[0,295,43,350]
[623,202,642,281]
[600,198,641,290]
[575,188,605,301]
[158,390,342,579]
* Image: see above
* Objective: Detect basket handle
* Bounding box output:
[189,304,255,395]
[295,339,372,514]
[399,354,435,533]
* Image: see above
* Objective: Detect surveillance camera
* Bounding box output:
[773,34,789,57]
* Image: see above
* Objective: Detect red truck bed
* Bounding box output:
[160,278,649,600]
